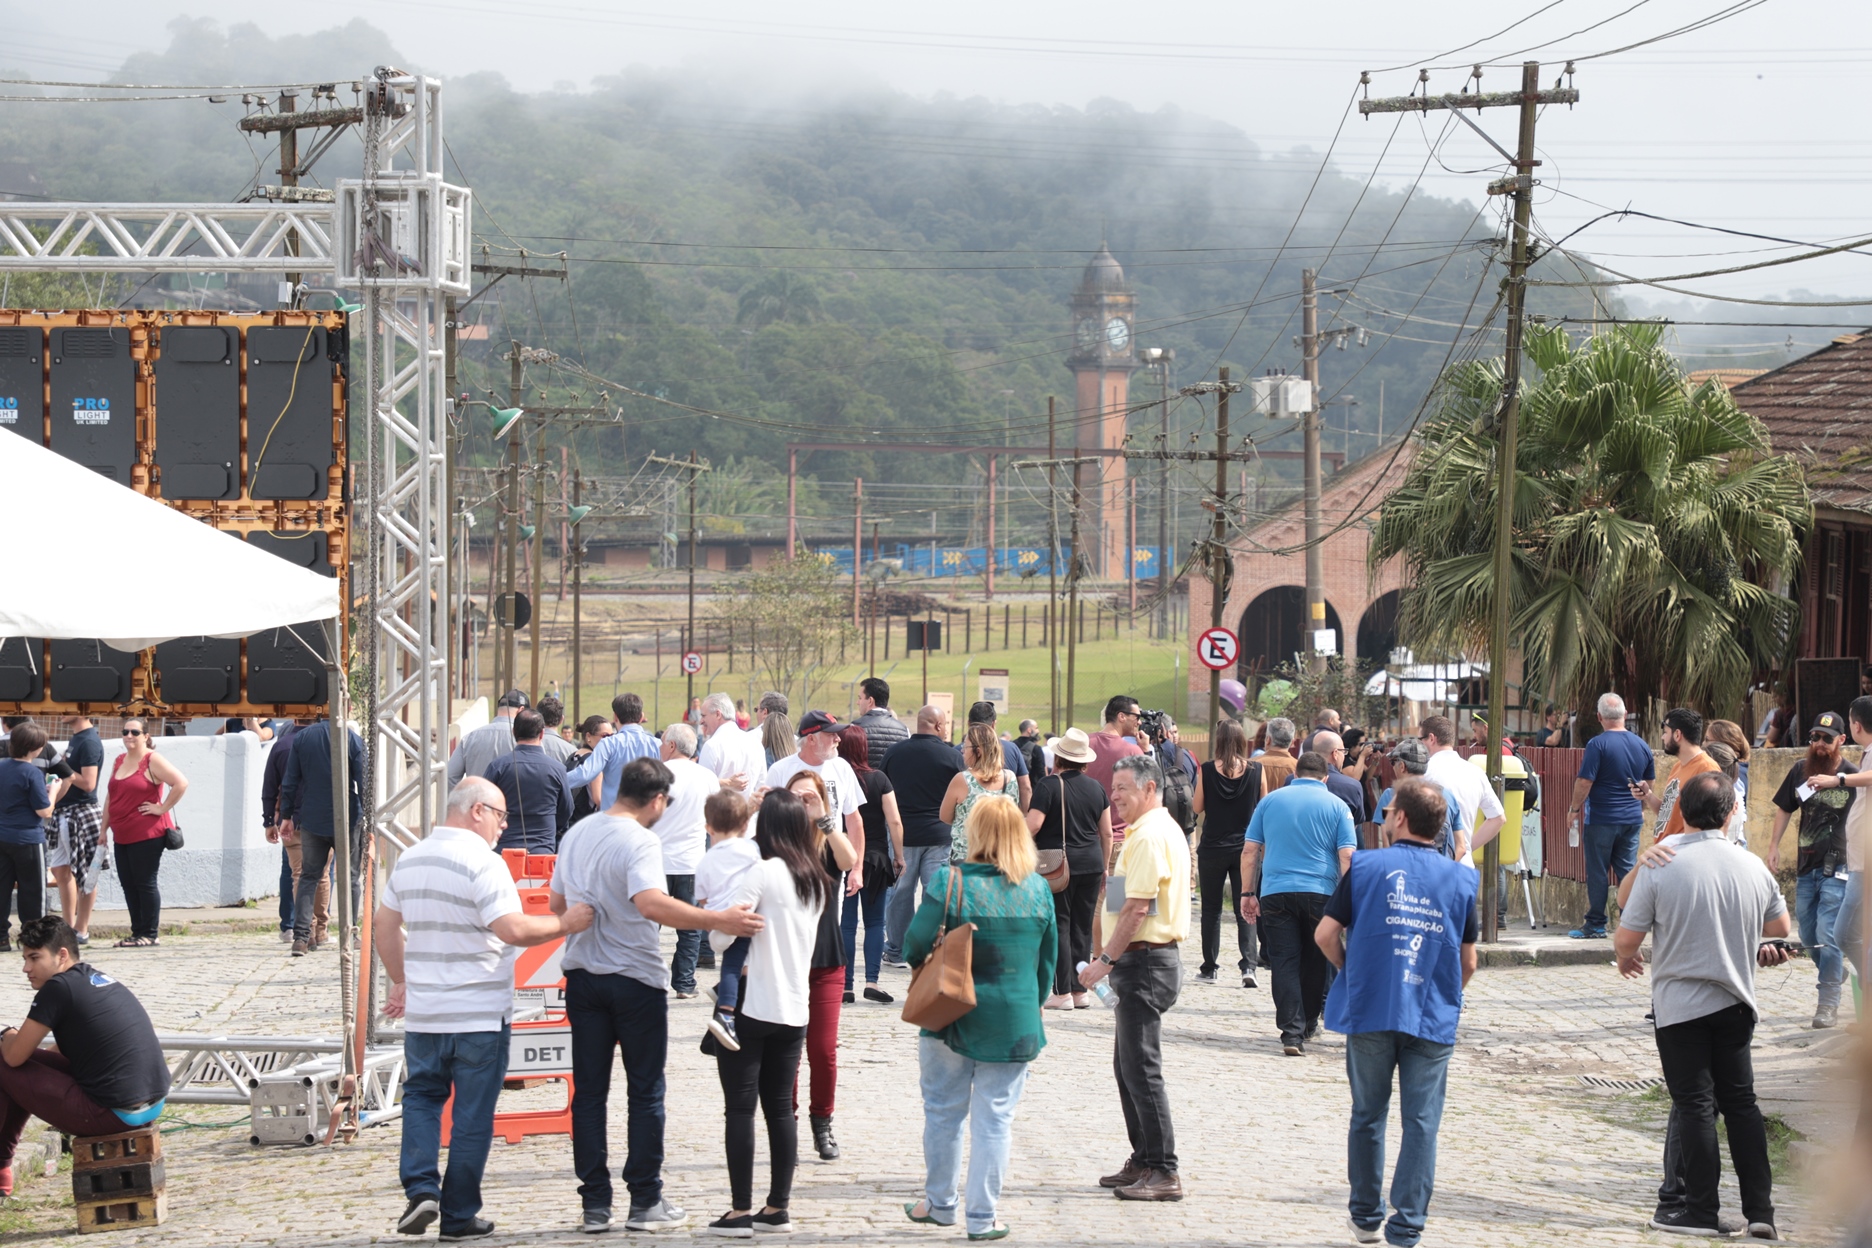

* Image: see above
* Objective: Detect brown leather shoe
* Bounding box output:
[1098,1159,1146,1189]
[1114,1169,1184,1202]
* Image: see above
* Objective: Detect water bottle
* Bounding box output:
[1075,962,1118,1008]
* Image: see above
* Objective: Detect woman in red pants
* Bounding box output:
[783,771,858,1161]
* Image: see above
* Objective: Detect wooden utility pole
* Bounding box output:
[1047,397,1060,734]
[1361,60,1577,942]
[1210,368,1232,730]
[1067,460,1083,726]
[646,453,711,716]
[572,469,582,724]
[528,432,547,704]
[852,479,863,627]
[501,346,523,696]
[985,454,996,601]
[1302,270,1327,676]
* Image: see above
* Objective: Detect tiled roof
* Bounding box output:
[1728,331,1872,516]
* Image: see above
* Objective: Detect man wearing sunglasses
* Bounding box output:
[1764,710,1857,1030]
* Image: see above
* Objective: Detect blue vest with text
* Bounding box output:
[1324,844,1478,1045]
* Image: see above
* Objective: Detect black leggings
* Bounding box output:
[715,1013,805,1213]
[0,842,45,933]
[1051,871,1102,996]
[115,839,165,940]
[1198,847,1256,975]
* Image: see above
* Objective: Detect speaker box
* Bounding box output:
[0,327,43,442]
[153,325,239,500]
[153,637,240,704]
[48,327,136,484]
[247,326,333,500]
[49,640,138,705]
[0,638,44,702]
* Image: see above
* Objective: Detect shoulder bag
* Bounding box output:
[901,866,977,1029]
[1035,775,1071,894]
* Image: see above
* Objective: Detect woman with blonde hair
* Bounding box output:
[903,796,1056,1240]
[762,713,797,769]
[938,723,1016,863]
[1704,719,1752,797]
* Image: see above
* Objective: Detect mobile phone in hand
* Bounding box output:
[1761,938,1805,958]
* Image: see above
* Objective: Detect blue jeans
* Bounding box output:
[885,844,948,961]
[918,1034,1030,1234]
[277,847,293,930]
[1837,872,1864,983]
[842,887,886,989]
[1346,1030,1454,1248]
[1582,823,1641,930]
[566,968,668,1213]
[1796,871,1848,1007]
[401,1027,511,1233]
[666,874,700,994]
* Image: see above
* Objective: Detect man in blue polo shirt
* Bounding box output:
[1240,751,1358,1055]
[1315,777,1478,1248]
[1565,692,1656,938]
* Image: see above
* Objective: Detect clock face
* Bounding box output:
[1075,318,1100,351]
[1105,317,1131,352]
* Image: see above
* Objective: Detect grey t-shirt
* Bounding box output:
[554,811,670,991]
[1619,830,1788,1028]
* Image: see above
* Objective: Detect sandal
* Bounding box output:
[904,1200,954,1227]
[113,937,157,948]
[968,1226,1011,1242]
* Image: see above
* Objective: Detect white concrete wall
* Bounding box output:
[83,733,275,910]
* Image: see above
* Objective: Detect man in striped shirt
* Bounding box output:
[374,777,595,1241]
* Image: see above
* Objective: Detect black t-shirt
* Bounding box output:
[811,845,845,969]
[1028,770,1111,875]
[1324,840,1481,942]
[880,734,964,849]
[56,727,103,811]
[27,963,171,1111]
[1199,760,1262,853]
[1773,758,1859,876]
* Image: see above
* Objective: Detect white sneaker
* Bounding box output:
[1348,1216,1381,1244]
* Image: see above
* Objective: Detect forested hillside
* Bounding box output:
[0,18,1604,531]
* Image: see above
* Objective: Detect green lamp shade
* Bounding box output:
[492,407,525,438]
[566,505,593,525]
[518,524,536,541]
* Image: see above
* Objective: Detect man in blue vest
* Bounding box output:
[1315,777,1478,1248]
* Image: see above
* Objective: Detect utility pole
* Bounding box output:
[1047,396,1060,735]
[1361,60,1577,943]
[1066,460,1083,726]
[1302,270,1327,676]
[852,479,863,627]
[501,345,523,696]
[984,454,996,602]
[646,453,711,718]
[572,469,582,724]
[869,521,880,679]
[278,90,300,295]
[529,431,546,704]
[1210,367,1232,730]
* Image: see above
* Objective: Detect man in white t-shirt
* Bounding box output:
[762,711,866,887]
[374,777,595,1240]
[1419,715,1504,868]
[697,692,765,793]
[658,723,721,998]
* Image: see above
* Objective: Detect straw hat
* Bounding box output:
[1051,727,1095,765]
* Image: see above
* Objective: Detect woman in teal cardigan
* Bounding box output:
[903,795,1058,1241]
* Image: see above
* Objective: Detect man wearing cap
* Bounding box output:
[448,689,528,784]
[762,713,866,857]
[568,693,663,813]
[1764,709,1858,1029]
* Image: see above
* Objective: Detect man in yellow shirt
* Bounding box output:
[1080,755,1191,1203]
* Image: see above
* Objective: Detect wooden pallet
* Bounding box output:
[76,1193,166,1234]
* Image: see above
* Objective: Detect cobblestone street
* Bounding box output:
[0,926,1854,1246]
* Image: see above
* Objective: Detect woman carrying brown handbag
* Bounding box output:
[902,797,1057,1241]
[1024,728,1112,1010]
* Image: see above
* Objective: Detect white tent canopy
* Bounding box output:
[0,430,340,650]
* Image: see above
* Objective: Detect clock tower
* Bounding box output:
[1066,243,1138,580]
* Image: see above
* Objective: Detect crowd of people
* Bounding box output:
[0,675,1859,1245]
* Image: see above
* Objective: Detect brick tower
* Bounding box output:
[1065,244,1137,578]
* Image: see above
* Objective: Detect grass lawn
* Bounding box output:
[554,621,1201,741]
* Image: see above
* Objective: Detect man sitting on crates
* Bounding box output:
[374,777,597,1241]
[0,916,171,1196]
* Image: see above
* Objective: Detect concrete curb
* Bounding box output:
[1477,943,1619,968]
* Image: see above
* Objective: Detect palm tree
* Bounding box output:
[1370,322,1811,719]
[735,271,824,330]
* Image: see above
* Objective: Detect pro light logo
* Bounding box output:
[0,397,16,424]
[72,397,110,425]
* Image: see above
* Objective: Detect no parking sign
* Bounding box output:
[1196,627,1239,672]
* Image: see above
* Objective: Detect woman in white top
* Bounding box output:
[706,788,847,1237]
[939,723,1016,863]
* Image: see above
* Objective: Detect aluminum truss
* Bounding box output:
[160,1034,344,1106]
[0,203,335,272]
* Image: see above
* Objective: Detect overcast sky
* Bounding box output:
[4,0,1868,334]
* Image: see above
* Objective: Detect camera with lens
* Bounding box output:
[1137,709,1172,746]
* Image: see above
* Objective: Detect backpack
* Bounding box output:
[1158,748,1197,836]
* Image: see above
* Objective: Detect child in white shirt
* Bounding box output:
[695,790,761,1052]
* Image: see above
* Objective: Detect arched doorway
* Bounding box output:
[1237,586,1342,684]
[1356,590,1401,666]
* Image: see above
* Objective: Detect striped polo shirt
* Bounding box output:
[379,825,524,1033]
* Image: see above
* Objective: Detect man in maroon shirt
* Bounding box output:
[1088,696,1146,861]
